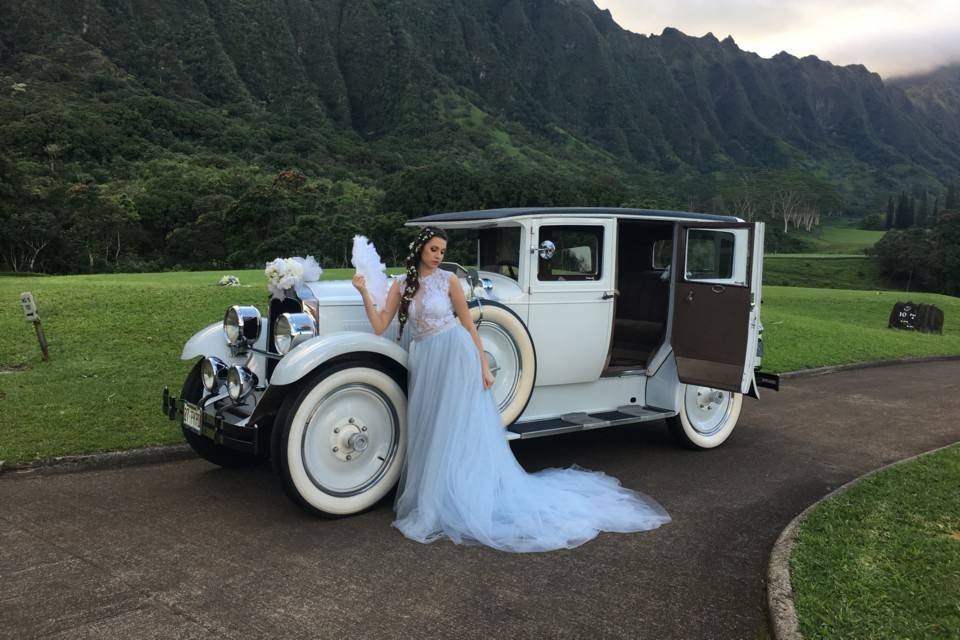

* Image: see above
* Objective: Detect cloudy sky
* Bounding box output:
[592,0,960,78]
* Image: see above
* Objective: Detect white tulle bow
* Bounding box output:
[264,256,323,299]
[351,235,390,309]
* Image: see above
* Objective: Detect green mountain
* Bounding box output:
[1,0,958,272]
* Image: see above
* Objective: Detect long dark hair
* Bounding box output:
[398,226,449,339]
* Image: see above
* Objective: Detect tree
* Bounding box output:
[894,191,913,229]
[946,182,958,211]
[885,196,895,229]
[932,196,940,226]
[66,183,140,271]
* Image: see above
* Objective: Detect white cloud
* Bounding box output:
[593,0,960,77]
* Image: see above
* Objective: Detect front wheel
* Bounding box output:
[273,363,407,517]
[666,384,743,450]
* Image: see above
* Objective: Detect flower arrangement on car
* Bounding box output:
[264,256,322,298]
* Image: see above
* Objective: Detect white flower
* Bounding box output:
[264,256,324,299]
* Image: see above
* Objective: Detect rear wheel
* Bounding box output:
[274,362,407,517]
[180,363,258,468]
[666,384,743,450]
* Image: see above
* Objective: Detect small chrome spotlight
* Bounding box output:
[200,356,229,392]
[226,365,258,402]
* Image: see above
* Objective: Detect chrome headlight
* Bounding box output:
[226,365,258,402]
[200,356,228,392]
[223,305,262,346]
[274,312,317,355]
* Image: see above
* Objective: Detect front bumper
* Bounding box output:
[162,386,264,455]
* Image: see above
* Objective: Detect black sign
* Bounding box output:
[888,301,944,334]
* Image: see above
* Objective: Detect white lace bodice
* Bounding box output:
[399,269,458,341]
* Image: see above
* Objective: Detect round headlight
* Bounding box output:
[200,356,228,392]
[274,312,317,355]
[223,305,262,346]
[226,366,258,402]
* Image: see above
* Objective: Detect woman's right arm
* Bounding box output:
[353,275,402,335]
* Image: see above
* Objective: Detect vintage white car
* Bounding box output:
[163,207,779,516]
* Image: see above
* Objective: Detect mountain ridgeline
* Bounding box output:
[1,0,959,273]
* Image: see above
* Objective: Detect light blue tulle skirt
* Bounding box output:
[391,322,670,553]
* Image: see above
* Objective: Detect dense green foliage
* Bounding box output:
[2,1,960,274]
[763,256,889,290]
[2,270,959,464]
[870,212,960,295]
[792,444,960,639]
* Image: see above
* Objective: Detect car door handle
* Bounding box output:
[601,290,619,300]
[711,285,725,294]
[686,290,694,303]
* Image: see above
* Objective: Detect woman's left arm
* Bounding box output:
[449,273,495,390]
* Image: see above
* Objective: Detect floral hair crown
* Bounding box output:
[404,227,440,270]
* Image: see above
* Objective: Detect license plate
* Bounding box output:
[183,402,202,434]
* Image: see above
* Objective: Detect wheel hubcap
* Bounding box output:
[685,385,732,436]
[329,417,370,462]
[302,383,399,496]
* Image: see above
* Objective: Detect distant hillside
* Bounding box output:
[2,0,959,182]
[891,63,960,146]
[2,0,960,274]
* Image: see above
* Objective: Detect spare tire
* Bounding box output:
[468,300,536,426]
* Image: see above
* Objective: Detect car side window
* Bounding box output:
[684,228,749,285]
[537,225,603,281]
[652,239,672,270]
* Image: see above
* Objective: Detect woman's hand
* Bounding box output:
[352,273,368,296]
[482,366,495,390]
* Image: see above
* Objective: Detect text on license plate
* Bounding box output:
[183,402,202,434]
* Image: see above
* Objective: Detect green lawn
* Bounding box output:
[791,443,960,639]
[763,256,890,291]
[789,221,885,255]
[1,271,957,464]
[760,286,958,372]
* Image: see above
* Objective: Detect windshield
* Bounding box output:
[478,227,522,281]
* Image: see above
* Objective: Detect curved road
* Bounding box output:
[1,361,957,639]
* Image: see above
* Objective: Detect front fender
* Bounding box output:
[181,322,231,361]
[269,331,409,386]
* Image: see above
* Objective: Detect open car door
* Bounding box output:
[671,222,764,393]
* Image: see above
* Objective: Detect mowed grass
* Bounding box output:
[0,269,353,465]
[791,222,885,255]
[760,286,959,372]
[0,272,958,464]
[763,256,890,291]
[791,443,960,639]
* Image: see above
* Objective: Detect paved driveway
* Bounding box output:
[1,361,957,639]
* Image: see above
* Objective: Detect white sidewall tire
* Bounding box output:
[470,304,536,426]
[283,366,406,516]
[671,384,743,450]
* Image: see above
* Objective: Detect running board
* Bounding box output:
[506,406,676,440]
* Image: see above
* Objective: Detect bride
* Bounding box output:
[352,226,670,552]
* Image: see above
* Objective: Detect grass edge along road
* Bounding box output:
[790,443,960,640]
[1,270,959,464]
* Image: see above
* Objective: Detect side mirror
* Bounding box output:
[538,240,556,260]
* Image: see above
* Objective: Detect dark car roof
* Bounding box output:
[407,207,739,224]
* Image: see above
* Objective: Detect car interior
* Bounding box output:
[605,220,674,374]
